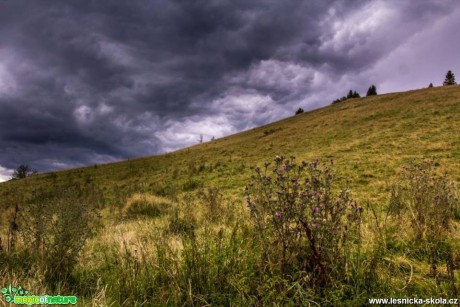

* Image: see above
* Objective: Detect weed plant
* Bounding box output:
[245,156,363,298]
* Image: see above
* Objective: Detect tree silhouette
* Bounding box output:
[295,107,304,115]
[347,90,360,99]
[12,164,36,179]
[428,83,433,88]
[366,85,377,96]
[443,70,456,86]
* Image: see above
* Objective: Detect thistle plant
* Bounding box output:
[245,156,362,292]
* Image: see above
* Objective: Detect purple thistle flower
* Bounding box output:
[275,212,282,219]
[312,207,318,214]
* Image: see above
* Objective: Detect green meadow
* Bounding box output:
[1,85,460,306]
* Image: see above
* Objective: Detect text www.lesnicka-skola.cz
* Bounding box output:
[368,297,458,305]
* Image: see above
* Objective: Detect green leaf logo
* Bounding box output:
[1,284,28,303]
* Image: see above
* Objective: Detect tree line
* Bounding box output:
[296,70,457,114]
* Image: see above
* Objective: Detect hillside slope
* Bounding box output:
[2,85,460,305]
[1,85,460,205]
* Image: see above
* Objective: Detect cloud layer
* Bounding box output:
[0,0,459,180]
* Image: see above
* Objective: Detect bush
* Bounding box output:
[332,96,347,104]
[244,156,363,293]
[18,187,100,288]
[332,90,360,104]
[123,194,172,218]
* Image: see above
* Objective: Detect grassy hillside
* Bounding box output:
[1,85,460,306]
[2,85,460,203]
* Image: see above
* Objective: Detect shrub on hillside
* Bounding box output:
[17,187,100,288]
[332,89,360,104]
[244,156,363,293]
[123,194,172,218]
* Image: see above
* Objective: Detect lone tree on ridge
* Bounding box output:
[12,164,36,179]
[443,70,456,86]
[366,85,377,96]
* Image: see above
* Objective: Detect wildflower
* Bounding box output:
[312,207,318,214]
[312,223,318,229]
[275,212,282,219]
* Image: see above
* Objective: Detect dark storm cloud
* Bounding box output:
[0,0,459,180]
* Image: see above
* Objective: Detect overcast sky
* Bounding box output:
[1,0,459,181]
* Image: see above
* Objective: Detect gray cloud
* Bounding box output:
[0,0,459,180]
